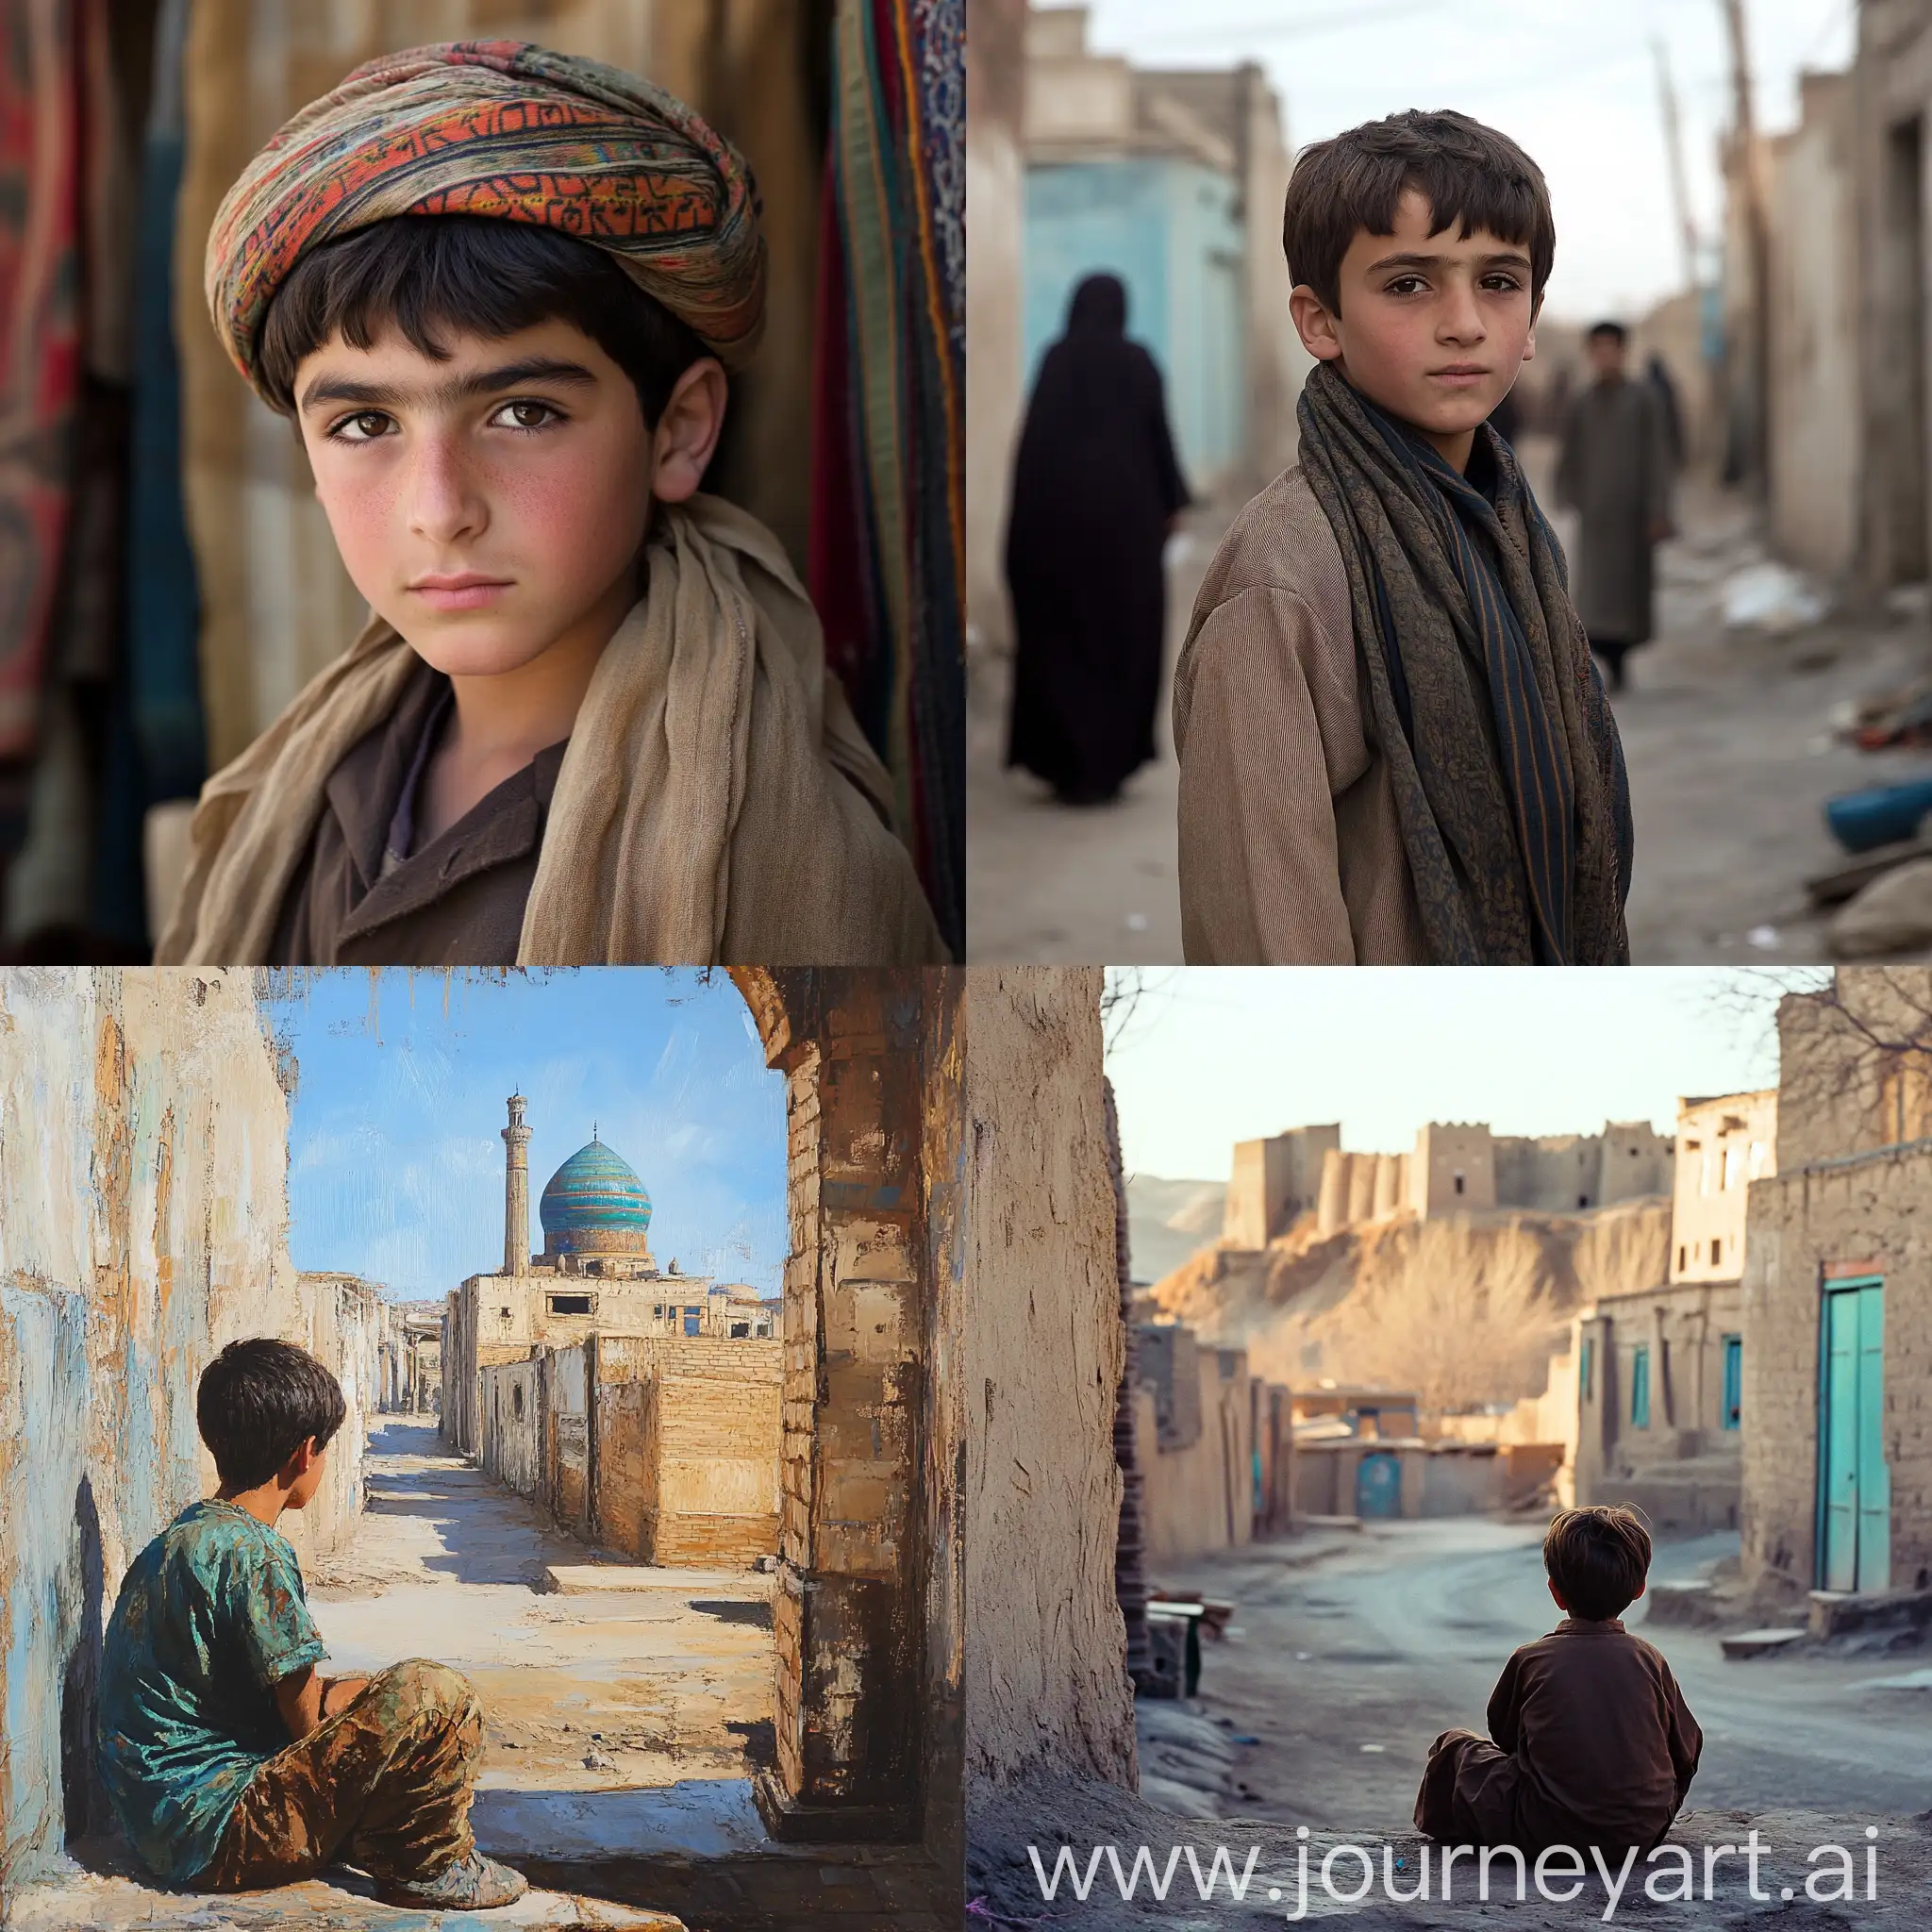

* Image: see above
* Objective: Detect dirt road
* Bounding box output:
[1158,1517,1932,1825]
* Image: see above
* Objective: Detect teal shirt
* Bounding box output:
[96,1499,327,1882]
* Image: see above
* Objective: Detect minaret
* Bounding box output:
[502,1093,531,1275]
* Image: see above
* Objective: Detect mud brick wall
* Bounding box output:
[1741,1141,1932,1598]
[962,967,1138,1798]
[586,1336,782,1566]
[0,970,378,1903]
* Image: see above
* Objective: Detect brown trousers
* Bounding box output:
[198,1658,483,1890]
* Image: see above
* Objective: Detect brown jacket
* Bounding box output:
[1490,1618,1703,1853]
[1173,465,1427,964]
[270,658,565,966]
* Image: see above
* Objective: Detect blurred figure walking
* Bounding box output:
[1557,321,1673,693]
[1005,274,1190,806]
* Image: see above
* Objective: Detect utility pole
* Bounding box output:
[1721,0,1773,494]
[1653,36,1699,292]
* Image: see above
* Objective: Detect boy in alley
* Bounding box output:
[1173,109,1633,965]
[1413,1505,1703,1857]
[96,1339,525,1909]
[156,40,942,968]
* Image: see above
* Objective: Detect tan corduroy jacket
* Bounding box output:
[1173,464,1428,964]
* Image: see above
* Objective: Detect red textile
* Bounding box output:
[0,0,85,758]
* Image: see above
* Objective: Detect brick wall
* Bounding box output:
[584,1341,783,1567]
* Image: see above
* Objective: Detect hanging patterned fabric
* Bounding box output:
[0,0,84,775]
[809,0,964,958]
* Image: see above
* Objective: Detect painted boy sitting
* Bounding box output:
[157,41,942,968]
[96,1339,525,1909]
[1414,1505,1703,1857]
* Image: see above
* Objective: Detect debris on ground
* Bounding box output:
[1722,559,1830,633]
[1827,857,1932,958]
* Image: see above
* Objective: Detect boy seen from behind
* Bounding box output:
[1174,110,1632,966]
[1414,1505,1702,1857]
[97,1339,524,1909]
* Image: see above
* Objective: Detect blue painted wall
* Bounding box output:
[0,1285,91,1893]
[1024,157,1247,493]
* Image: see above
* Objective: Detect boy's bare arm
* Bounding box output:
[273,1665,373,1740]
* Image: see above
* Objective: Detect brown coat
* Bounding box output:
[270,658,565,966]
[1416,1617,1703,1854]
[1172,465,1428,964]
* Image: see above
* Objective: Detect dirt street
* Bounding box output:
[1158,1518,1932,1826]
[967,1516,1932,1928]
[966,441,1932,965]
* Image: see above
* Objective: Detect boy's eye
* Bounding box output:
[492,399,562,431]
[327,410,394,443]
[1387,275,1427,296]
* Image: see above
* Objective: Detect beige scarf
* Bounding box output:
[155,495,946,965]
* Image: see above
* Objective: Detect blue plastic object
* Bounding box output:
[1824,777,1932,854]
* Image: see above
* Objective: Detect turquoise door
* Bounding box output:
[1630,1345,1651,1428]
[1821,1280,1890,1592]
[1722,1335,1742,1430]
[1357,1451,1401,1518]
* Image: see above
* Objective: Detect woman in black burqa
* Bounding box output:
[1004,274,1190,805]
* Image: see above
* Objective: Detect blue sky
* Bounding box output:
[1069,0,1856,319]
[1105,967,1826,1182]
[262,971,785,1302]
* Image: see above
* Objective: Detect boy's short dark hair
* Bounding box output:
[1282,108,1556,316]
[256,214,708,425]
[1543,1505,1651,1620]
[1588,319,1629,344]
[198,1338,346,1490]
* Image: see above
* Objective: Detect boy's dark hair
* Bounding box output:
[1282,108,1556,316]
[197,1338,346,1490]
[1588,319,1629,343]
[1543,1505,1651,1620]
[256,214,708,425]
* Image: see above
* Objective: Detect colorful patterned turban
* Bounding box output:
[206,41,766,398]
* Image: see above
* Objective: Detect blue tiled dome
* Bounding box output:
[539,1133,652,1255]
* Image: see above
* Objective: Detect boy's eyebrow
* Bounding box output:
[1365,248,1534,274]
[297,357,601,413]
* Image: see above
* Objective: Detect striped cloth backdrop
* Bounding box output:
[809,0,964,958]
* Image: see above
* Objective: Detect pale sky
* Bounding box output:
[1064,0,1856,320]
[1105,968,1827,1181]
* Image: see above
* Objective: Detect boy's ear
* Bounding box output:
[1289,284,1344,363]
[649,358,729,506]
[281,1434,320,1486]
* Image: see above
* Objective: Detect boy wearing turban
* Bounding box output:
[158,41,945,966]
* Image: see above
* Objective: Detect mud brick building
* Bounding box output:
[443,1100,776,1458]
[1742,974,1932,1604]
[481,1334,784,1566]
[1573,1089,1776,1532]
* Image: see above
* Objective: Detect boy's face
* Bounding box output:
[293,316,724,677]
[1290,188,1538,466]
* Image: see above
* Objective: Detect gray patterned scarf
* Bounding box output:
[1297,360,1631,964]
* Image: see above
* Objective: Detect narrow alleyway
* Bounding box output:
[14,1421,952,1930]
[967,441,1932,964]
